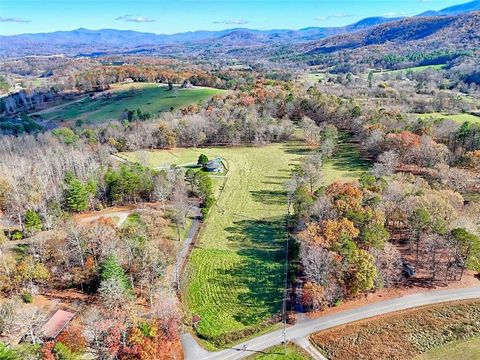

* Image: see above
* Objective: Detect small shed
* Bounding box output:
[205,158,224,173]
[40,309,76,340]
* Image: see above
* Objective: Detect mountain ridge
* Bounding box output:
[1,0,479,57]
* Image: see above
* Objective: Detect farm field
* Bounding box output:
[415,112,480,124]
[299,72,326,84]
[415,336,480,360]
[33,82,224,125]
[381,64,446,75]
[121,139,369,348]
[311,300,480,360]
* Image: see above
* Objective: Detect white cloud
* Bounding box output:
[115,15,155,23]
[314,13,354,21]
[0,16,31,23]
[212,19,249,25]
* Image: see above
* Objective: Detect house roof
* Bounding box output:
[41,309,75,339]
[206,158,222,169]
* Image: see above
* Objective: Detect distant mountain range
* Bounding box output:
[0,0,479,57]
[303,12,480,55]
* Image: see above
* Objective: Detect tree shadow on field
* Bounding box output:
[328,141,370,174]
[282,144,314,155]
[221,216,286,326]
[250,190,286,205]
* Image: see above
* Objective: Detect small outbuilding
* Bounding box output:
[40,309,76,340]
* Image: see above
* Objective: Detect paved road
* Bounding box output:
[181,286,480,360]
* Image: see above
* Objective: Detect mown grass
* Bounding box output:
[121,138,368,347]
[415,112,480,124]
[247,343,312,360]
[415,336,480,360]
[311,300,480,360]
[35,82,223,124]
[185,144,306,345]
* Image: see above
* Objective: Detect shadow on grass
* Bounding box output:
[282,144,314,155]
[220,216,286,326]
[250,190,287,206]
[328,141,370,174]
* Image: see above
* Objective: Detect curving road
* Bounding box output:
[181,286,480,360]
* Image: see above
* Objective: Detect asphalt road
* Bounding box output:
[181,286,480,360]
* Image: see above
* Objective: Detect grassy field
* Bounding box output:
[322,134,370,185]
[311,300,480,360]
[121,137,369,347]
[415,112,480,124]
[34,82,223,125]
[415,337,480,360]
[247,344,312,360]
[381,64,446,75]
[298,73,326,84]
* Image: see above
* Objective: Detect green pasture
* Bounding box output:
[121,137,369,347]
[415,337,480,360]
[415,112,480,124]
[34,82,223,125]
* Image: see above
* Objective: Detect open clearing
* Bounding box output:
[121,138,369,348]
[311,300,480,360]
[381,64,446,75]
[322,134,370,184]
[415,112,480,124]
[415,336,480,360]
[34,82,224,124]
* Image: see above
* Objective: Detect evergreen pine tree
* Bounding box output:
[65,178,89,212]
[100,255,131,291]
[24,209,42,235]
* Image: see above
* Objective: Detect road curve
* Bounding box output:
[182,286,480,360]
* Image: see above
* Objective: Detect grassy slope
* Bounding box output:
[121,137,368,346]
[382,64,445,75]
[247,344,312,360]
[415,337,480,360]
[323,134,370,185]
[35,83,223,124]
[416,112,480,124]
[187,144,306,342]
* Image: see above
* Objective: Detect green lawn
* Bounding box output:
[415,337,480,360]
[415,112,480,124]
[247,344,312,360]
[34,82,224,125]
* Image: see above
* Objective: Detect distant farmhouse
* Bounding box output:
[205,157,224,173]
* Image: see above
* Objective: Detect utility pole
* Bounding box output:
[282,203,290,355]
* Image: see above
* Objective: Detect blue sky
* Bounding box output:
[0,0,469,35]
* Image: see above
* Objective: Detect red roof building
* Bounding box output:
[40,309,75,339]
